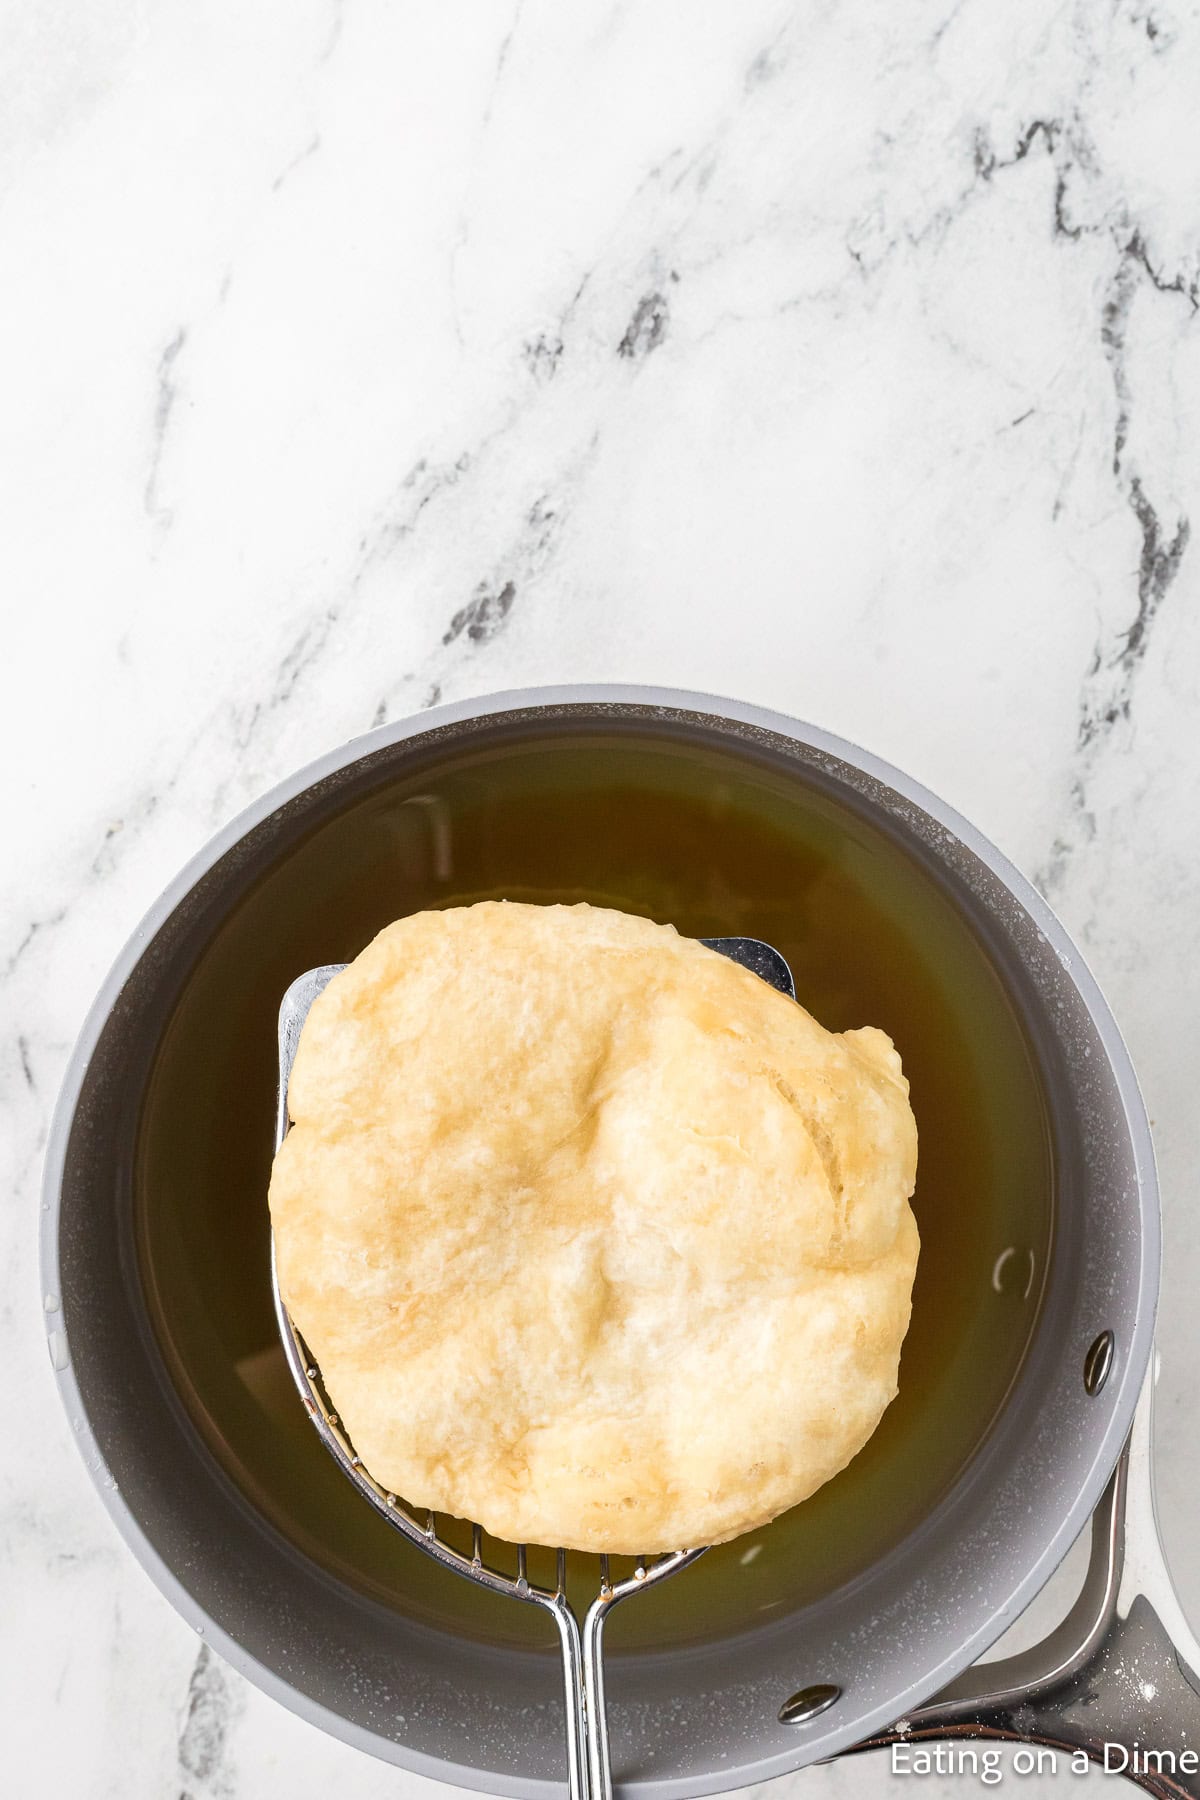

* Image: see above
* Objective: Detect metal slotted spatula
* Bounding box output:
[270,934,796,1800]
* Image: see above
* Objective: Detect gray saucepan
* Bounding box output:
[40,686,1200,1796]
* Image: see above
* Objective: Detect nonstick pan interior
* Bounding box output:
[46,692,1155,1795]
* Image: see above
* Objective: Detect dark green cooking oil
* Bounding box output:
[134,729,1053,1658]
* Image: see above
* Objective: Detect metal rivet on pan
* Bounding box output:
[779,1683,841,1725]
[1084,1329,1115,1396]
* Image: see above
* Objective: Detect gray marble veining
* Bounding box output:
[4,2,1199,1795]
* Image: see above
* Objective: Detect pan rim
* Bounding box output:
[40,681,1159,1797]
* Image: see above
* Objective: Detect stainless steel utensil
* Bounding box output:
[271,935,797,1800]
[44,686,1191,1796]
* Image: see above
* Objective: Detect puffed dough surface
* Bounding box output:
[269,901,919,1553]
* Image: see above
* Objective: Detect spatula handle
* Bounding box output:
[550,1596,592,1800]
[582,1590,616,1800]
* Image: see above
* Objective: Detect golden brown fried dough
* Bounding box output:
[269,901,919,1552]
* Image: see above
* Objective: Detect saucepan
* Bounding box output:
[40,686,1200,1796]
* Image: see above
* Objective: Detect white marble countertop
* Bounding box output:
[4,2,1199,1795]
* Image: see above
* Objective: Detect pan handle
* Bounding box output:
[844,1359,1200,1796]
